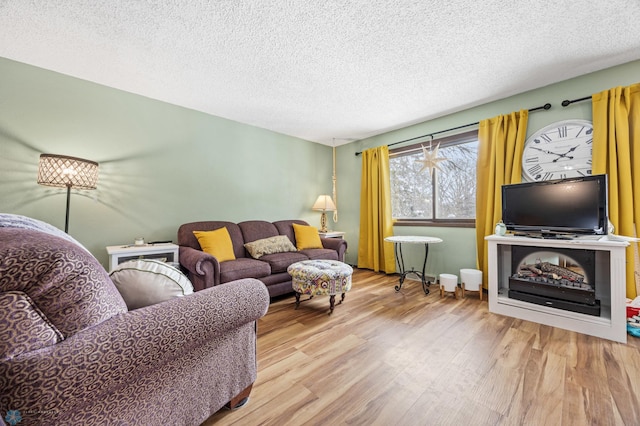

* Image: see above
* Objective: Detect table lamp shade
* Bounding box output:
[312,195,336,233]
[37,154,99,189]
[312,195,336,212]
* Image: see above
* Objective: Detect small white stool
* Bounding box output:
[439,273,459,298]
[460,268,483,301]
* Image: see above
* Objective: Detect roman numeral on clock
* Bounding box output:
[525,156,539,163]
[528,164,543,175]
[540,134,552,143]
[558,126,567,138]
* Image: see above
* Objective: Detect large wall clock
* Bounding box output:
[522,119,593,181]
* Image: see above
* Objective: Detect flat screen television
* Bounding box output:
[501,174,608,237]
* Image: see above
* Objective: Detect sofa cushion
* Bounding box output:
[273,219,308,245]
[260,251,309,273]
[299,248,340,261]
[238,220,281,256]
[220,258,271,283]
[0,291,63,359]
[244,235,297,259]
[110,259,194,310]
[293,223,323,250]
[193,228,236,262]
[178,221,246,259]
[0,228,128,339]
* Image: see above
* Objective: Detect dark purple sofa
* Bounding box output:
[178,219,347,297]
[0,227,270,425]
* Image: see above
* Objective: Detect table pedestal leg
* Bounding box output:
[393,242,431,295]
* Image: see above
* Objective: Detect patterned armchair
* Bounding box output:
[0,226,269,425]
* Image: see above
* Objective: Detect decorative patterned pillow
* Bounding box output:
[292,223,323,250]
[193,227,236,262]
[244,235,297,259]
[109,259,194,310]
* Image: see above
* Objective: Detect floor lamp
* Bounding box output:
[37,154,99,233]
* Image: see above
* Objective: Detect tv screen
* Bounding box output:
[501,175,608,236]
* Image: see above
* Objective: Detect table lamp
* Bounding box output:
[312,195,336,233]
[37,154,99,233]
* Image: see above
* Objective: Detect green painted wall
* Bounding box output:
[0,57,333,267]
[2,56,639,279]
[337,59,640,280]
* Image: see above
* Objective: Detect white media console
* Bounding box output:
[486,234,629,343]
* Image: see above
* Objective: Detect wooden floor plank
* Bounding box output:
[202,269,640,425]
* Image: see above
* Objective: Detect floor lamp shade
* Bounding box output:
[37,154,99,233]
[37,154,99,189]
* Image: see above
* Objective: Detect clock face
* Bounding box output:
[522,119,593,181]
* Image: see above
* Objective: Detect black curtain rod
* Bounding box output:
[561,96,591,107]
[354,103,552,156]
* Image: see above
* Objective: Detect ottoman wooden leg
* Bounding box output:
[329,294,336,314]
[340,292,346,304]
[295,292,301,309]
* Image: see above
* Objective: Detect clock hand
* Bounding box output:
[529,147,564,156]
[552,155,574,163]
[552,145,580,162]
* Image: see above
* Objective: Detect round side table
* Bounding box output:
[384,236,443,294]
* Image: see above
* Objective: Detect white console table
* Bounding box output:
[486,235,629,343]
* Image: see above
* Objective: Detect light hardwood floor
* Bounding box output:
[204,269,640,425]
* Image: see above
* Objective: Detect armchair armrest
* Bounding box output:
[321,237,348,261]
[0,279,270,425]
[179,245,221,291]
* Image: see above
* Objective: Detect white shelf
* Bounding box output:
[486,235,628,343]
[106,243,179,271]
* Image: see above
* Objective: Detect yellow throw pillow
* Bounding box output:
[292,223,323,250]
[193,228,236,262]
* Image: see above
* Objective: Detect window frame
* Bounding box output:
[389,129,478,228]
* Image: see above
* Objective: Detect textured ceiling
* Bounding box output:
[1,1,640,146]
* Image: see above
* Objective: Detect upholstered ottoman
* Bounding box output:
[287,260,353,314]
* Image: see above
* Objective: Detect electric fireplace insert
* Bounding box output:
[508,245,600,316]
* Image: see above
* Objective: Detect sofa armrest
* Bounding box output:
[0,279,270,424]
[321,237,348,261]
[179,245,221,291]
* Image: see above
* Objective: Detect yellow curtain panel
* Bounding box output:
[476,110,529,288]
[592,83,640,298]
[357,146,396,273]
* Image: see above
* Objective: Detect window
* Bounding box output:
[389,130,478,226]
